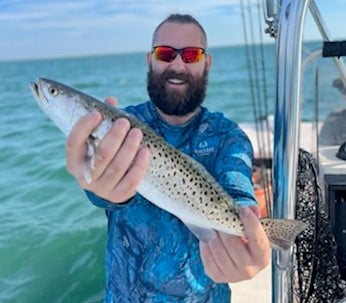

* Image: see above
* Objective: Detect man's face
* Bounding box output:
[147,22,212,116]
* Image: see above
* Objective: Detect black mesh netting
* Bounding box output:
[293,149,346,302]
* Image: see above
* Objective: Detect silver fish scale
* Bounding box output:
[80,89,244,232]
[90,98,305,241]
[143,131,242,231]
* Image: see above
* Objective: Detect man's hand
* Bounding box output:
[199,207,270,283]
[65,97,150,203]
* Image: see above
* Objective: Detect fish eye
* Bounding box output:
[48,86,59,96]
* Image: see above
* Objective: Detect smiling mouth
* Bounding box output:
[167,78,188,85]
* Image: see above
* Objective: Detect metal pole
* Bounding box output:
[308,0,346,87]
[272,1,310,302]
[263,0,279,22]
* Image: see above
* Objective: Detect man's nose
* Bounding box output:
[170,54,187,72]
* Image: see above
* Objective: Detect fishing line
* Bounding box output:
[314,68,320,172]
[256,0,273,215]
[240,0,260,153]
[240,0,273,216]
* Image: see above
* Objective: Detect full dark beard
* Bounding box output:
[147,66,208,116]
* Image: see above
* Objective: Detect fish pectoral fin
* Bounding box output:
[185,223,217,242]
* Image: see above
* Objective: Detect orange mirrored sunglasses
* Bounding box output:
[152,46,206,63]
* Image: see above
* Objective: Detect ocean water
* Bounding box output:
[0,43,343,302]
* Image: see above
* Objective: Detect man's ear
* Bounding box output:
[205,54,212,71]
[146,52,152,66]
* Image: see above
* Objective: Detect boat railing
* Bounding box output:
[308,0,346,86]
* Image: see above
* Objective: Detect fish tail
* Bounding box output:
[260,218,308,251]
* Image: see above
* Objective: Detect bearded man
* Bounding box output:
[66,14,270,303]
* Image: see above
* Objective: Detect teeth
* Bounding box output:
[168,78,186,84]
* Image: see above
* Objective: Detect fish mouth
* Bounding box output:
[30,81,40,98]
[30,79,49,103]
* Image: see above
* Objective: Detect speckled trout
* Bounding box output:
[30,77,307,250]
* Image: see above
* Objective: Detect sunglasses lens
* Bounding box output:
[153,46,176,62]
[153,46,205,63]
[181,48,204,63]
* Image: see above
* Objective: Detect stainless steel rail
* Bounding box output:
[308,0,346,87]
[263,0,279,37]
[271,1,310,302]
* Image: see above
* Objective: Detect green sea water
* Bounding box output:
[0,43,343,302]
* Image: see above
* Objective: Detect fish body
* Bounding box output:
[30,77,307,250]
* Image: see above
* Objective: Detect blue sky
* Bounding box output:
[1,0,345,61]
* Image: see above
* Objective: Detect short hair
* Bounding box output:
[152,14,207,47]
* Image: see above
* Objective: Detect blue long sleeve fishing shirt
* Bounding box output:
[86,101,257,303]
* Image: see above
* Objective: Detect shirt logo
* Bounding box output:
[195,141,215,156]
[199,141,208,148]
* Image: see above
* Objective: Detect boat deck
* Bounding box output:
[229,264,271,303]
[240,121,321,159]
